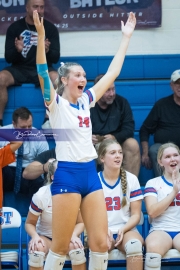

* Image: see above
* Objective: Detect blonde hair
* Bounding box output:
[55,62,82,95]
[98,139,127,207]
[157,142,180,174]
[46,159,58,185]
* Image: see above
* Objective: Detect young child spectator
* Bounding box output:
[25,159,86,270]
[144,143,180,270]
[98,139,144,270]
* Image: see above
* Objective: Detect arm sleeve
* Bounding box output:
[113,100,134,144]
[5,24,24,64]
[46,24,60,64]
[139,103,160,142]
[0,144,15,168]
[144,179,157,198]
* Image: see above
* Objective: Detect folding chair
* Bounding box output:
[107,211,144,267]
[144,214,180,266]
[0,206,23,269]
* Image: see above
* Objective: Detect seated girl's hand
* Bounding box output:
[33,10,45,37]
[70,235,84,250]
[28,234,45,253]
[114,229,124,247]
[172,167,180,193]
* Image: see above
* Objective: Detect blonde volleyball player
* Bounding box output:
[25,159,86,270]
[33,10,136,270]
[98,139,144,270]
[144,143,180,270]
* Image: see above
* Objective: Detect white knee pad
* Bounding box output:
[69,248,86,265]
[89,251,108,270]
[125,239,143,258]
[145,253,161,270]
[28,251,45,267]
[44,249,66,270]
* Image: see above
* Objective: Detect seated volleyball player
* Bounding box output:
[144,143,180,270]
[25,159,86,270]
[98,139,144,270]
[33,9,136,270]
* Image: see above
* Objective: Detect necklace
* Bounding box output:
[25,19,36,32]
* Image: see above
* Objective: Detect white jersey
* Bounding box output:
[144,176,180,232]
[98,171,143,234]
[48,88,97,162]
[29,185,52,238]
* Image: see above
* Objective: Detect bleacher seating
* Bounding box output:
[1,54,180,214]
[1,55,180,269]
[1,207,23,269]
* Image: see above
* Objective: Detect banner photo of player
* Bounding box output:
[0,0,161,34]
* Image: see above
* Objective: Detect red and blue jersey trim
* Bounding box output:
[144,187,157,195]
[56,94,59,104]
[84,89,93,104]
[130,189,143,198]
[30,200,43,213]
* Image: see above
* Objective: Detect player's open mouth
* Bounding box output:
[170,163,177,167]
[78,86,83,90]
[115,160,120,164]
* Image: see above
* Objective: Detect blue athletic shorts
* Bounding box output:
[51,160,102,197]
[113,234,118,240]
[165,231,180,239]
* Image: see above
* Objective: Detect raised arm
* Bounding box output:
[93,12,136,101]
[33,10,55,105]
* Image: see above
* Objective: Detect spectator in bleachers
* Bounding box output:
[98,139,144,270]
[0,107,49,197]
[90,74,141,177]
[23,148,56,181]
[0,0,60,127]
[25,159,86,270]
[144,142,180,270]
[0,139,22,261]
[140,69,180,177]
[0,140,23,213]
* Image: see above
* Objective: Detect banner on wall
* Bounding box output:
[0,0,161,34]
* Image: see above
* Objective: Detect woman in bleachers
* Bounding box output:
[144,142,180,270]
[98,139,144,270]
[25,159,86,270]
